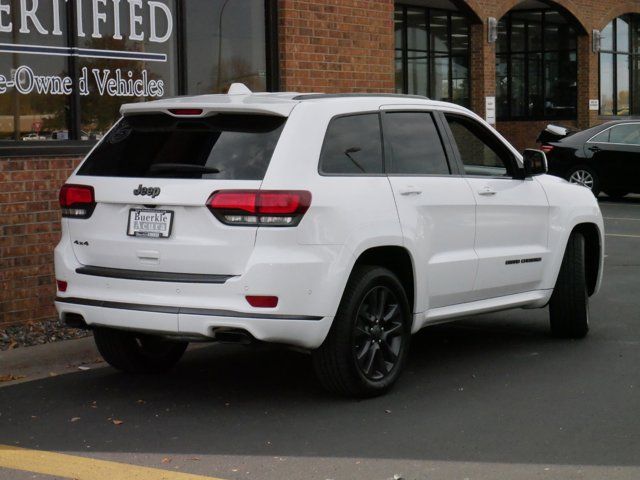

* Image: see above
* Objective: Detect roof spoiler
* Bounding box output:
[537,124,575,144]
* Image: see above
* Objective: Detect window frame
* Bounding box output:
[317,111,387,177]
[598,15,639,116]
[394,4,471,107]
[496,8,578,121]
[440,111,523,179]
[380,109,457,177]
[0,0,280,156]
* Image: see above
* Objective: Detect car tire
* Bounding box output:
[604,190,629,200]
[93,328,188,374]
[312,266,412,398]
[567,165,600,196]
[549,232,589,339]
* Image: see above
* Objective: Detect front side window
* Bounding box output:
[445,114,515,177]
[496,9,577,120]
[319,114,383,175]
[599,15,640,116]
[395,5,470,107]
[384,112,450,175]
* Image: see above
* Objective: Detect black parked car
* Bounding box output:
[538,121,640,198]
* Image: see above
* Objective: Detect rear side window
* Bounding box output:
[78,113,286,180]
[384,112,450,175]
[319,114,383,174]
[590,129,610,143]
[609,124,640,145]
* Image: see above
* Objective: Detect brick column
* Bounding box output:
[577,33,599,129]
[278,0,396,93]
[469,21,495,119]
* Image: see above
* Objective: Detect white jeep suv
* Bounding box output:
[55,87,604,397]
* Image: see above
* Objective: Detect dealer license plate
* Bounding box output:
[127,208,174,238]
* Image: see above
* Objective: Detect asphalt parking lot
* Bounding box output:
[1,197,639,480]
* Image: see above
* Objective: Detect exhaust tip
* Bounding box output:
[213,328,254,345]
[62,312,90,329]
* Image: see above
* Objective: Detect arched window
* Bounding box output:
[394,3,471,106]
[496,7,578,120]
[599,14,640,116]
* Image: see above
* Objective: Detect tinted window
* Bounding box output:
[445,114,514,176]
[78,113,285,180]
[590,129,611,143]
[320,114,383,174]
[610,124,640,145]
[385,112,450,175]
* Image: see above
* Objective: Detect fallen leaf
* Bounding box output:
[8,341,17,350]
[161,457,172,464]
[136,399,146,405]
[48,372,58,377]
[385,409,392,414]
[70,417,81,423]
[189,457,200,461]
[112,419,124,426]
[77,366,90,371]
[0,374,26,382]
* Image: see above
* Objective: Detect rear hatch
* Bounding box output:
[67,111,286,276]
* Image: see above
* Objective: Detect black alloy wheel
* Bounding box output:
[353,286,404,380]
[312,265,411,398]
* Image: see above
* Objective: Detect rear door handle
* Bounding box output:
[478,186,496,196]
[400,190,422,196]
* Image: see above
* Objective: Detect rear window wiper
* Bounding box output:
[147,163,221,174]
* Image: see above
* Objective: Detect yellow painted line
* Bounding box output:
[0,444,225,480]
[605,233,640,238]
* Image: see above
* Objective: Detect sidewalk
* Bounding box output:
[0,336,101,387]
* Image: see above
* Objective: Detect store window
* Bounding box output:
[0,0,72,141]
[599,15,640,116]
[0,0,276,144]
[496,9,578,120]
[394,4,470,107]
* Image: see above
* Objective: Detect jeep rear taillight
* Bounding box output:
[59,184,96,219]
[207,190,311,227]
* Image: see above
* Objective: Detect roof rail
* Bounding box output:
[292,93,430,101]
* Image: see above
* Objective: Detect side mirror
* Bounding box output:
[523,149,548,176]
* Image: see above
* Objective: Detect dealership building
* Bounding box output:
[0,0,639,329]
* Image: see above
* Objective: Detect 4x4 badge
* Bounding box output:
[133,184,161,198]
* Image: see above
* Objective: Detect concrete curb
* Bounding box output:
[0,336,102,387]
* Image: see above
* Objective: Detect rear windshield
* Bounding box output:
[78,113,286,180]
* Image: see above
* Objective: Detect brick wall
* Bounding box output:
[278,0,395,93]
[0,157,81,328]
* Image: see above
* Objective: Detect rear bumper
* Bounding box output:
[54,231,351,349]
[55,296,333,349]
